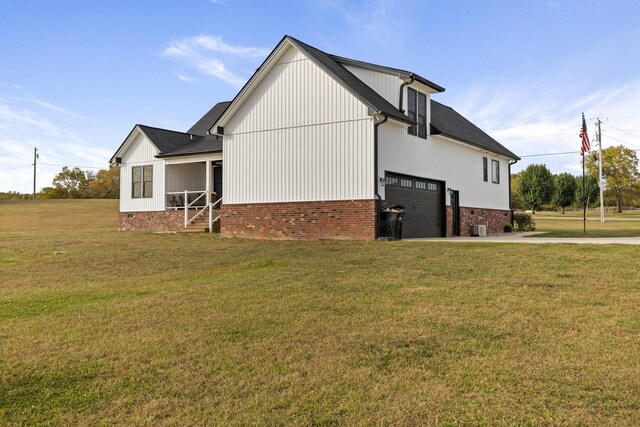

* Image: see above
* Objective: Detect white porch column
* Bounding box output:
[205,160,211,205]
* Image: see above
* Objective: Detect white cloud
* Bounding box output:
[175,72,196,83]
[0,89,110,193]
[162,35,269,87]
[452,79,640,175]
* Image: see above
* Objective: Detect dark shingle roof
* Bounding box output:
[327,54,445,93]
[188,101,231,136]
[286,36,414,125]
[136,125,222,157]
[430,100,519,160]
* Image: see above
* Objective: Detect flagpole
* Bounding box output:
[581,112,587,235]
[582,151,586,234]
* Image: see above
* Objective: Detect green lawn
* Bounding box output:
[531,210,640,237]
[1,200,639,425]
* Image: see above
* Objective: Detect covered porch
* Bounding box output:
[163,154,223,232]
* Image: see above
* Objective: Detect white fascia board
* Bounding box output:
[408,80,440,95]
[110,126,148,163]
[163,153,223,165]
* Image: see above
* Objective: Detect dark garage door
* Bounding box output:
[384,173,444,238]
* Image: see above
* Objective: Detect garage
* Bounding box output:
[384,172,445,238]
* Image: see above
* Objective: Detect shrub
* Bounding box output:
[503,223,513,233]
[513,212,536,231]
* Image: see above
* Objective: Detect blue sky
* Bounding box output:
[1,0,640,192]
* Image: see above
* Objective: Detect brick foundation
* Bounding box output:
[220,199,378,240]
[446,206,512,236]
[119,210,186,231]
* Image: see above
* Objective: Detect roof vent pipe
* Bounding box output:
[398,75,415,114]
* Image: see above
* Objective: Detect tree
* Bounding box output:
[87,165,120,199]
[586,145,640,212]
[552,173,577,213]
[510,172,526,210]
[516,164,553,213]
[50,166,89,199]
[575,175,599,208]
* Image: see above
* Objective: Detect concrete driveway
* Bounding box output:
[407,232,640,245]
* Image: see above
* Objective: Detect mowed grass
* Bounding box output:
[1,200,639,425]
[532,210,640,237]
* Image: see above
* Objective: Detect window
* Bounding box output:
[417,92,427,138]
[132,166,141,198]
[132,165,153,198]
[427,182,438,191]
[483,157,488,182]
[415,180,426,190]
[407,88,428,139]
[491,159,500,184]
[386,176,398,186]
[400,178,412,188]
[407,88,416,135]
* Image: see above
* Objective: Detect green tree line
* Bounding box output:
[512,145,640,213]
[0,165,120,200]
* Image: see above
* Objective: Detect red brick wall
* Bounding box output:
[446,206,512,236]
[220,199,378,240]
[119,210,185,231]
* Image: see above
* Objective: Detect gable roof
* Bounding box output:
[213,35,433,131]
[188,101,231,136]
[430,100,519,160]
[110,124,222,163]
[286,37,416,125]
[137,125,222,157]
[111,101,231,162]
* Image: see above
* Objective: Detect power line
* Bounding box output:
[519,147,640,158]
[0,164,32,172]
[603,124,640,140]
[38,162,104,169]
[519,151,580,158]
[499,133,575,141]
[600,133,640,149]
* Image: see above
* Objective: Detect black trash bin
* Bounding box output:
[379,204,405,240]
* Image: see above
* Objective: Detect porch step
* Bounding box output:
[182,214,221,233]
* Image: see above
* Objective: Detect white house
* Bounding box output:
[111,35,519,239]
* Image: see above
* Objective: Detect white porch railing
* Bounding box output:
[166,190,222,231]
[208,197,223,233]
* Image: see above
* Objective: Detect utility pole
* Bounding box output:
[32,147,38,200]
[597,119,604,223]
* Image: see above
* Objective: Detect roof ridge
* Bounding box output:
[137,124,198,136]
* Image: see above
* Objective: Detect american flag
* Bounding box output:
[580,114,590,155]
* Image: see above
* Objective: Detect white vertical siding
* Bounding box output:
[343,65,400,107]
[224,45,373,204]
[225,120,373,204]
[119,132,165,212]
[227,46,369,135]
[165,163,205,193]
[378,121,511,210]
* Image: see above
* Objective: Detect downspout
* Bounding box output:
[509,158,519,225]
[374,115,388,200]
[374,114,388,239]
[398,75,415,113]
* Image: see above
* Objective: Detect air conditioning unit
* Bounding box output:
[473,224,487,237]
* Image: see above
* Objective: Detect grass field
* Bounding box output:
[1,200,639,425]
[532,210,640,238]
